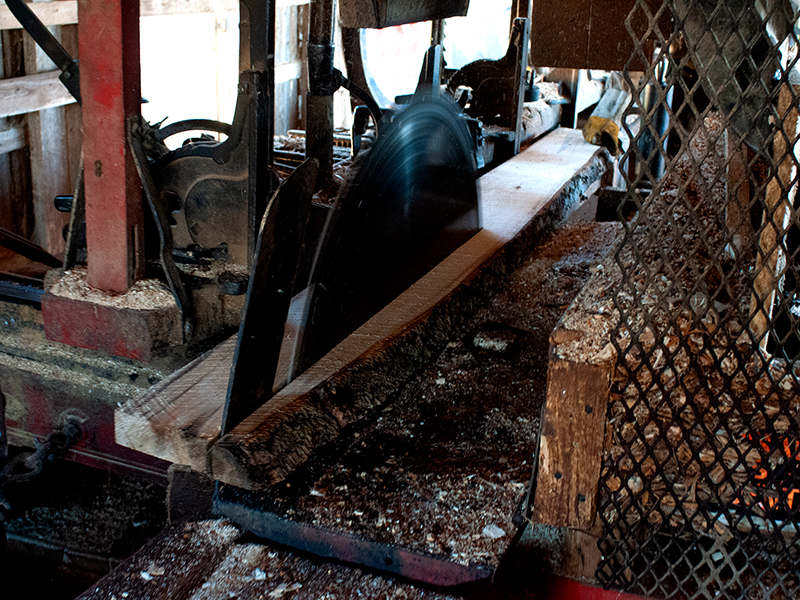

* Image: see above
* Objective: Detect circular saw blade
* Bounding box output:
[296,95,480,372]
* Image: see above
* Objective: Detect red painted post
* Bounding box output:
[78,0,145,293]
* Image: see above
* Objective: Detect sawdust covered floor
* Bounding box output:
[215,220,620,586]
[0,458,166,599]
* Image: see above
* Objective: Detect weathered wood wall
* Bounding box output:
[0,0,307,261]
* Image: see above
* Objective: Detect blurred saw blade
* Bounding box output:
[294,95,481,374]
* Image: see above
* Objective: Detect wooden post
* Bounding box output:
[23,0,71,256]
[78,0,145,293]
[725,129,752,260]
[531,338,614,529]
[749,83,800,351]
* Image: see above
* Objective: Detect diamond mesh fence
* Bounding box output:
[595,1,800,598]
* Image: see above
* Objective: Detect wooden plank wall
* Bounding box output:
[0,27,34,243]
[0,0,307,260]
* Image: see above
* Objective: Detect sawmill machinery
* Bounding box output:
[0,0,535,491]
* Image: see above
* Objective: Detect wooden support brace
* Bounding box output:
[0,70,76,118]
[0,126,25,154]
[0,1,77,30]
[749,83,800,351]
[531,256,620,529]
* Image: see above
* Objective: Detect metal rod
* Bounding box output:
[306,0,335,189]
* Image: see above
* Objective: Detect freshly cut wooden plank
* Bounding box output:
[0,70,76,118]
[212,128,610,487]
[116,336,236,469]
[115,128,610,484]
[0,1,77,30]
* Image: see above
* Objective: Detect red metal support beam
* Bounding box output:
[78,0,144,293]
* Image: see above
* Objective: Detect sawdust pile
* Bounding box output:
[49,267,176,310]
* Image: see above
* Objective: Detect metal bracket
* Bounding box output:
[128,118,194,342]
[222,158,319,434]
[447,18,529,133]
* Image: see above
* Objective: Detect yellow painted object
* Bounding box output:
[582,116,622,155]
[582,86,630,156]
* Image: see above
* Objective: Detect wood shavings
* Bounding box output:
[48,267,176,310]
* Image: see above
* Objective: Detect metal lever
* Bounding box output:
[4,0,81,105]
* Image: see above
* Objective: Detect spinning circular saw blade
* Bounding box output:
[294,95,481,374]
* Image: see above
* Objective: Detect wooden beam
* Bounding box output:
[24,17,71,255]
[0,1,77,30]
[115,128,611,484]
[0,28,35,239]
[0,0,309,28]
[531,256,620,529]
[140,0,237,17]
[0,126,26,154]
[275,60,301,84]
[80,0,146,291]
[0,70,76,118]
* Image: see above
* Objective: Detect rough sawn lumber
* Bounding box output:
[115,128,610,487]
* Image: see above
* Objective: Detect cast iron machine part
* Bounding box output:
[0,416,83,545]
[446,17,530,160]
[11,0,282,342]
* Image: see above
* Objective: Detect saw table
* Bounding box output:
[115,127,613,583]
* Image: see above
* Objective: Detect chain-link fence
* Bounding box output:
[596,1,800,598]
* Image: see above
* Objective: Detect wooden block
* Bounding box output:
[531,255,620,529]
[115,128,610,486]
[41,269,183,361]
